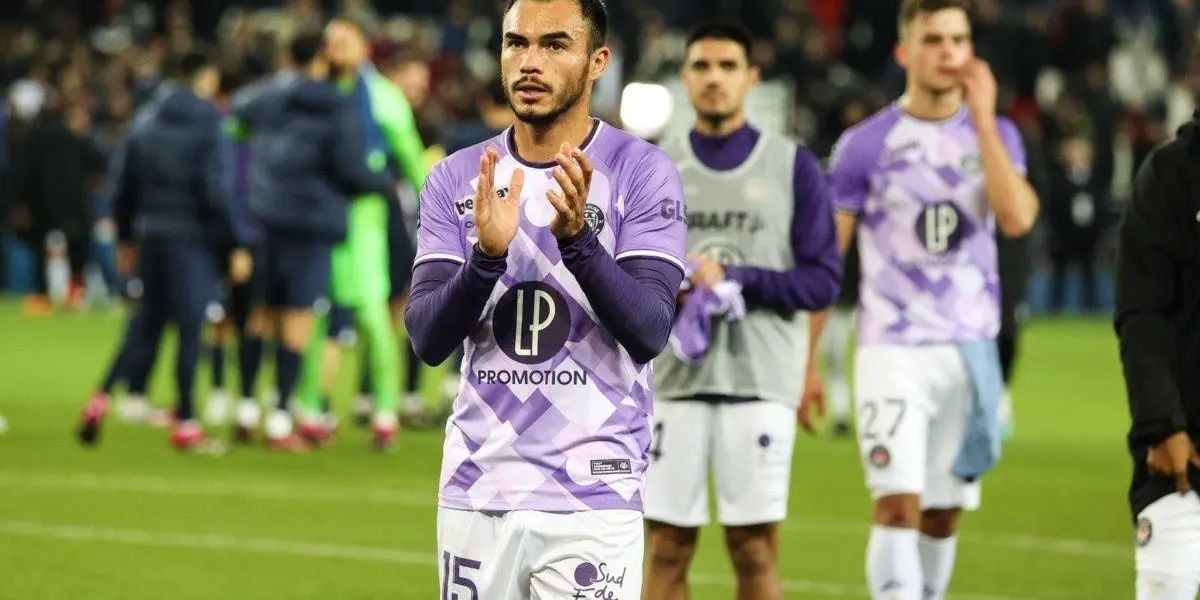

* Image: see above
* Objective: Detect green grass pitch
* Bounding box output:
[0,303,1133,599]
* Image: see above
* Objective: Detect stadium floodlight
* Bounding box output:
[619,83,673,140]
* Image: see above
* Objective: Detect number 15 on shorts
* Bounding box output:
[441,552,481,600]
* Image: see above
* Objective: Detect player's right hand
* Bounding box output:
[1147,431,1200,494]
[474,147,524,258]
[229,248,253,284]
[116,243,138,277]
[798,370,826,435]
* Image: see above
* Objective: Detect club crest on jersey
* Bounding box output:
[584,203,606,234]
[960,153,982,173]
[572,561,626,600]
[869,444,891,468]
[1136,518,1153,547]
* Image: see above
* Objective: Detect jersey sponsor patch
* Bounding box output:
[1136,517,1153,547]
[590,458,633,476]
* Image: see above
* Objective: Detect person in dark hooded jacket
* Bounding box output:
[1116,113,1200,599]
[226,29,395,450]
[77,50,248,453]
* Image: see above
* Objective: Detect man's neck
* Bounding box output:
[512,110,595,164]
[899,86,963,122]
[693,113,746,137]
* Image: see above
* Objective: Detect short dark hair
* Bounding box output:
[503,0,608,52]
[173,50,215,81]
[899,0,971,35]
[218,64,248,96]
[685,20,754,63]
[289,28,326,67]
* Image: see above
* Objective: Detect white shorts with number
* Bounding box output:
[642,400,797,527]
[437,507,643,600]
[1135,491,1200,599]
[854,343,982,510]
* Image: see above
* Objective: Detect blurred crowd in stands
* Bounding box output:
[0,0,1196,314]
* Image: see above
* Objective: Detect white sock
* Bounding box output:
[401,393,424,415]
[828,376,851,421]
[1137,571,1200,600]
[236,398,261,428]
[47,256,70,304]
[917,534,957,600]
[866,526,922,600]
[205,391,232,426]
[373,411,398,432]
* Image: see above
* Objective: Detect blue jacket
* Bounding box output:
[111,85,239,246]
[233,74,393,242]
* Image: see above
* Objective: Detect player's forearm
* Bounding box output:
[404,250,507,365]
[1118,312,1187,445]
[977,122,1039,237]
[806,309,829,376]
[723,263,840,311]
[559,227,682,364]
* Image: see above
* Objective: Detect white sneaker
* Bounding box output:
[265,409,293,440]
[236,398,262,429]
[115,394,151,423]
[400,393,425,418]
[204,391,232,426]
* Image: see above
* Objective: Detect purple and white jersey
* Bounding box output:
[414,120,688,513]
[829,103,1026,346]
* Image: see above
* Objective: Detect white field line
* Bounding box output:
[0,520,1040,600]
[0,470,1129,562]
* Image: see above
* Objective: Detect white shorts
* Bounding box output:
[1135,491,1200,595]
[642,400,797,527]
[854,344,982,510]
[437,507,643,600]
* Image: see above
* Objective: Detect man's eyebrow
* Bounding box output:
[503,31,575,42]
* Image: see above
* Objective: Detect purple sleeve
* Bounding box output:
[996,117,1028,176]
[560,228,682,364]
[412,161,468,266]
[827,126,874,215]
[403,248,507,365]
[613,148,688,270]
[723,148,842,311]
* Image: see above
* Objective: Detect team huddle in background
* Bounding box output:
[92,0,1200,598]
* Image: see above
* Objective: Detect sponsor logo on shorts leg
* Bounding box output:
[868,444,891,468]
[572,561,626,599]
[1136,517,1153,547]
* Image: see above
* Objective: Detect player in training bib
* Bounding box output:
[642,21,840,600]
[825,1,1038,598]
[404,0,686,597]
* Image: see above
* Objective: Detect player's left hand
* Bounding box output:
[116,243,138,277]
[229,248,253,284]
[960,58,997,124]
[798,369,826,435]
[686,254,725,290]
[548,143,592,239]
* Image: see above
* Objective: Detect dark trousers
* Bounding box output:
[33,232,89,294]
[124,238,221,420]
[1050,235,1099,312]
